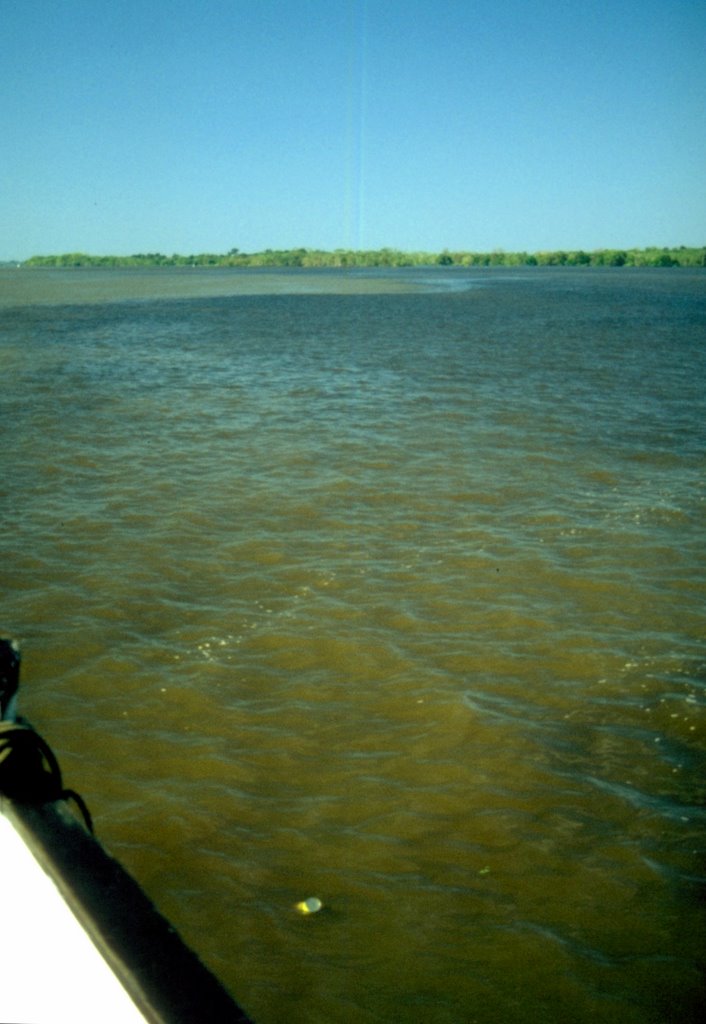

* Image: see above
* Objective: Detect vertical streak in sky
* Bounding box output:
[344,0,367,250]
[356,0,368,250]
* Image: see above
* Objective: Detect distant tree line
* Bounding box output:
[23,245,706,269]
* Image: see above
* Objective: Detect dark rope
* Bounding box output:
[0,637,20,719]
[0,721,93,832]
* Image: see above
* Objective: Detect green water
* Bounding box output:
[1,266,705,1022]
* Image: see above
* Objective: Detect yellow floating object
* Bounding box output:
[295,897,323,915]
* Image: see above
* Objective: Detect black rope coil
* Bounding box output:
[0,720,93,832]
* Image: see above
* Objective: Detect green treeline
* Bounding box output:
[23,245,706,269]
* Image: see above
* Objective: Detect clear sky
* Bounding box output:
[2,0,705,259]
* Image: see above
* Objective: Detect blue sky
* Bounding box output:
[1,0,704,259]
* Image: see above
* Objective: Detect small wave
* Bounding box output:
[575,772,706,822]
[462,687,555,729]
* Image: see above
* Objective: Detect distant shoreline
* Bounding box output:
[17,245,706,269]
